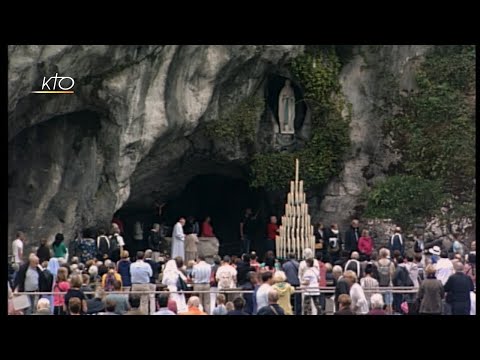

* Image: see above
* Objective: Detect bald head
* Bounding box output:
[351,251,359,260]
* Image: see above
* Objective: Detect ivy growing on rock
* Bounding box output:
[205,96,265,144]
[250,48,351,190]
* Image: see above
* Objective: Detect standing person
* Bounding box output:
[12,231,25,266]
[417,265,444,315]
[96,229,110,261]
[191,255,212,315]
[201,216,215,237]
[52,267,70,315]
[360,264,379,308]
[102,263,122,291]
[444,262,475,315]
[236,254,255,286]
[435,250,454,286]
[272,271,295,315]
[172,217,186,260]
[326,224,342,264]
[109,224,125,263]
[301,258,322,315]
[216,256,238,302]
[266,216,279,255]
[78,229,96,264]
[184,217,199,263]
[162,259,188,313]
[130,251,152,315]
[282,253,301,315]
[358,230,374,258]
[344,219,361,254]
[314,222,327,260]
[36,238,51,264]
[46,257,60,313]
[241,271,258,315]
[333,265,349,312]
[13,254,52,314]
[376,248,395,314]
[52,233,68,261]
[344,270,369,315]
[116,250,132,291]
[390,227,405,257]
[256,271,274,312]
[63,275,88,315]
[240,208,256,255]
[148,223,162,263]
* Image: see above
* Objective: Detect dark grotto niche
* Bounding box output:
[118,174,280,258]
[265,74,307,131]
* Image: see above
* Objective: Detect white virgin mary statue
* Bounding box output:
[278,79,295,134]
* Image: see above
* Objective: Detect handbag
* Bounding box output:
[176,274,188,291]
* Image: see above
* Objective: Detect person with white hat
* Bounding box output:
[428,245,441,265]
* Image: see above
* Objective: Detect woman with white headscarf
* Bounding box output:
[46,258,60,313]
[162,260,187,312]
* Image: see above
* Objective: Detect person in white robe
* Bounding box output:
[162,259,187,312]
[171,218,186,260]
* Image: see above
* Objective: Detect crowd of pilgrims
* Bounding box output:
[8,216,476,315]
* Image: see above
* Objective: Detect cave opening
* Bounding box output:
[118,174,274,257]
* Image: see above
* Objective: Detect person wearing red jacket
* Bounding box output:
[201,216,215,237]
[358,229,374,257]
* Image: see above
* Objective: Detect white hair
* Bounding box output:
[88,265,98,277]
[332,265,343,275]
[370,293,384,309]
[303,248,314,260]
[37,298,50,310]
[104,259,112,268]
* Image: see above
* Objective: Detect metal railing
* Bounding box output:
[11,286,421,296]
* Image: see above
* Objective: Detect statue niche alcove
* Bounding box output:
[265,75,308,146]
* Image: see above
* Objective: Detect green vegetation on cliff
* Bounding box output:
[205,96,265,144]
[364,45,475,228]
[251,48,351,190]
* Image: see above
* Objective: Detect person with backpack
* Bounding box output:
[326,223,342,264]
[96,229,110,260]
[102,263,122,292]
[392,257,414,313]
[390,227,405,257]
[344,252,362,279]
[376,248,395,314]
[109,224,125,263]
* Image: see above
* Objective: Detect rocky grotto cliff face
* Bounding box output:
[9,45,473,251]
[8,45,304,246]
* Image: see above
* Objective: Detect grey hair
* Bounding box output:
[37,298,50,310]
[370,293,384,309]
[144,249,153,258]
[332,265,343,275]
[187,296,200,308]
[303,248,314,260]
[351,251,360,260]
